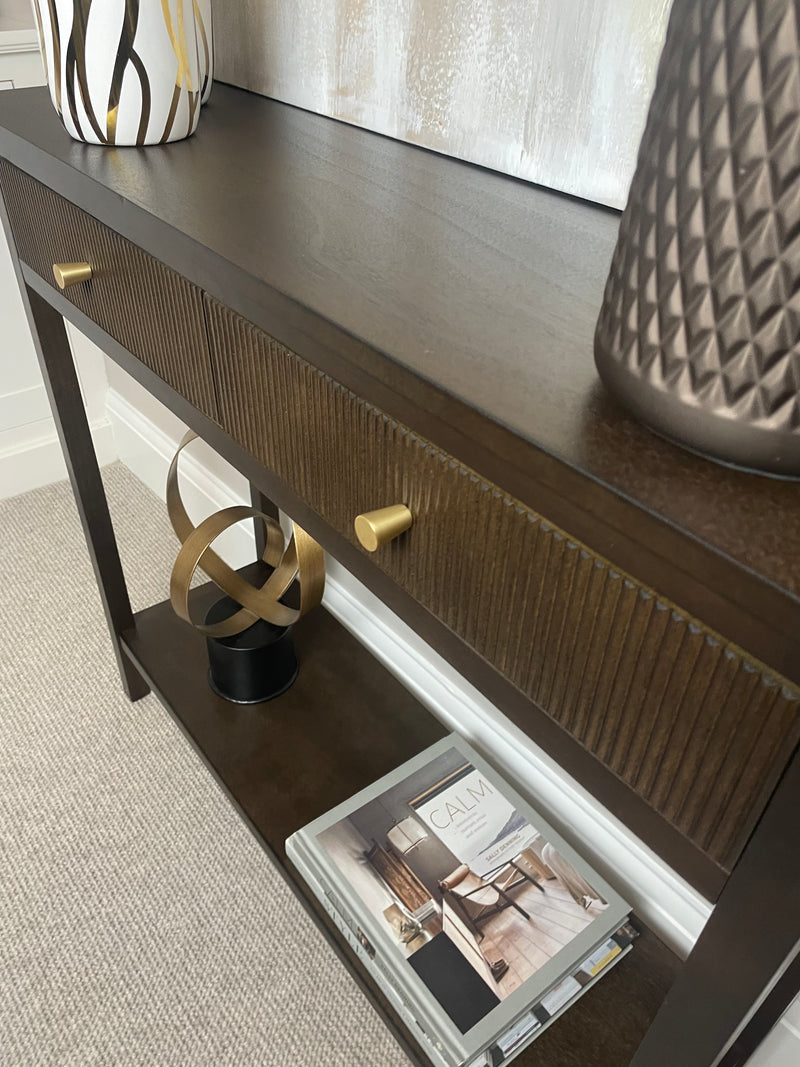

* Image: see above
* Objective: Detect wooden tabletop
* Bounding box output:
[1,83,797,682]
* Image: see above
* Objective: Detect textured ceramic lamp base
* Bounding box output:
[30,0,212,146]
[595,0,800,479]
[597,355,800,478]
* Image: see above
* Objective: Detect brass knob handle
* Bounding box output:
[354,505,413,552]
[52,262,93,289]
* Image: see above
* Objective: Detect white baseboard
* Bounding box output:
[0,415,116,501]
[107,386,711,958]
[0,29,41,55]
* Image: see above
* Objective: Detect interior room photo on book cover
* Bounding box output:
[317,747,609,1033]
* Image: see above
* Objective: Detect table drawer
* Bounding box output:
[0,161,219,422]
[205,295,800,875]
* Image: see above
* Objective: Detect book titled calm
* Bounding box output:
[286,734,634,1067]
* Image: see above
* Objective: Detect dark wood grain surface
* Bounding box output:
[206,293,800,880]
[121,578,679,1067]
[12,263,739,898]
[1,161,220,422]
[0,85,797,687]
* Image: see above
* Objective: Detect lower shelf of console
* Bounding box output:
[120,579,680,1067]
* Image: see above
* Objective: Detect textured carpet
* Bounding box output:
[0,463,411,1067]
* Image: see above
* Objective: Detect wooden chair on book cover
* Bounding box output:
[514,845,555,883]
[494,856,547,896]
[438,864,532,942]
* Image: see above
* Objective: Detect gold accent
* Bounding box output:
[354,505,413,552]
[106,0,141,145]
[45,0,62,117]
[193,0,211,101]
[35,0,201,145]
[160,0,200,141]
[167,432,325,638]
[52,262,93,289]
[128,50,152,144]
[32,0,63,118]
[161,0,194,91]
[106,106,119,143]
[67,0,107,144]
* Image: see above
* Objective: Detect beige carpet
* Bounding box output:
[0,463,411,1067]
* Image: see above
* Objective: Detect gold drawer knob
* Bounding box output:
[354,505,413,552]
[52,262,93,289]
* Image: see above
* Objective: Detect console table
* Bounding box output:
[2,83,799,1067]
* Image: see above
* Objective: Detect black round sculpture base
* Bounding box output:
[205,596,298,704]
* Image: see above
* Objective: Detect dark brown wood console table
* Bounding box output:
[2,83,799,1067]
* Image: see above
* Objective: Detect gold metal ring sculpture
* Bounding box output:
[167,431,325,639]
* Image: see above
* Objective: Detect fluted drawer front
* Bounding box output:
[206,295,800,874]
[0,162,218,422]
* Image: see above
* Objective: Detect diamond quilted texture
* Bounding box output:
[595,0,800,471]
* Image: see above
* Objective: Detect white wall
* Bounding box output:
[0,282,116,498]
[0,31,115,500]
[0,0,34,34]
[0,19,42,88]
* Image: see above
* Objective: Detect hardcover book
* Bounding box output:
[286,734,633,1067]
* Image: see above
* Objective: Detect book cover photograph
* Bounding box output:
[288,734,632,1065]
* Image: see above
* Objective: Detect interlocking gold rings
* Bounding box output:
[167,431,325,638]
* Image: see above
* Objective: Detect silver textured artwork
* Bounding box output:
[213,0,671,209]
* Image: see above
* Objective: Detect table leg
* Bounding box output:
[249,484,279,558]
[23,284,149,702]
[629,742,800,1067]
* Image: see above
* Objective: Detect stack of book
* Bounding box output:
[287,735,635,1067]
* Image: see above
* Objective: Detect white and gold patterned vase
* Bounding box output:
[29,0,213,146]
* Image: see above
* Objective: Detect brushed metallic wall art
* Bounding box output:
[213,0,672,209]
[595,0,800,477]
[30,0,213,146]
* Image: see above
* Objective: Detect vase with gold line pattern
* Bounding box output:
[29,0,212,146]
